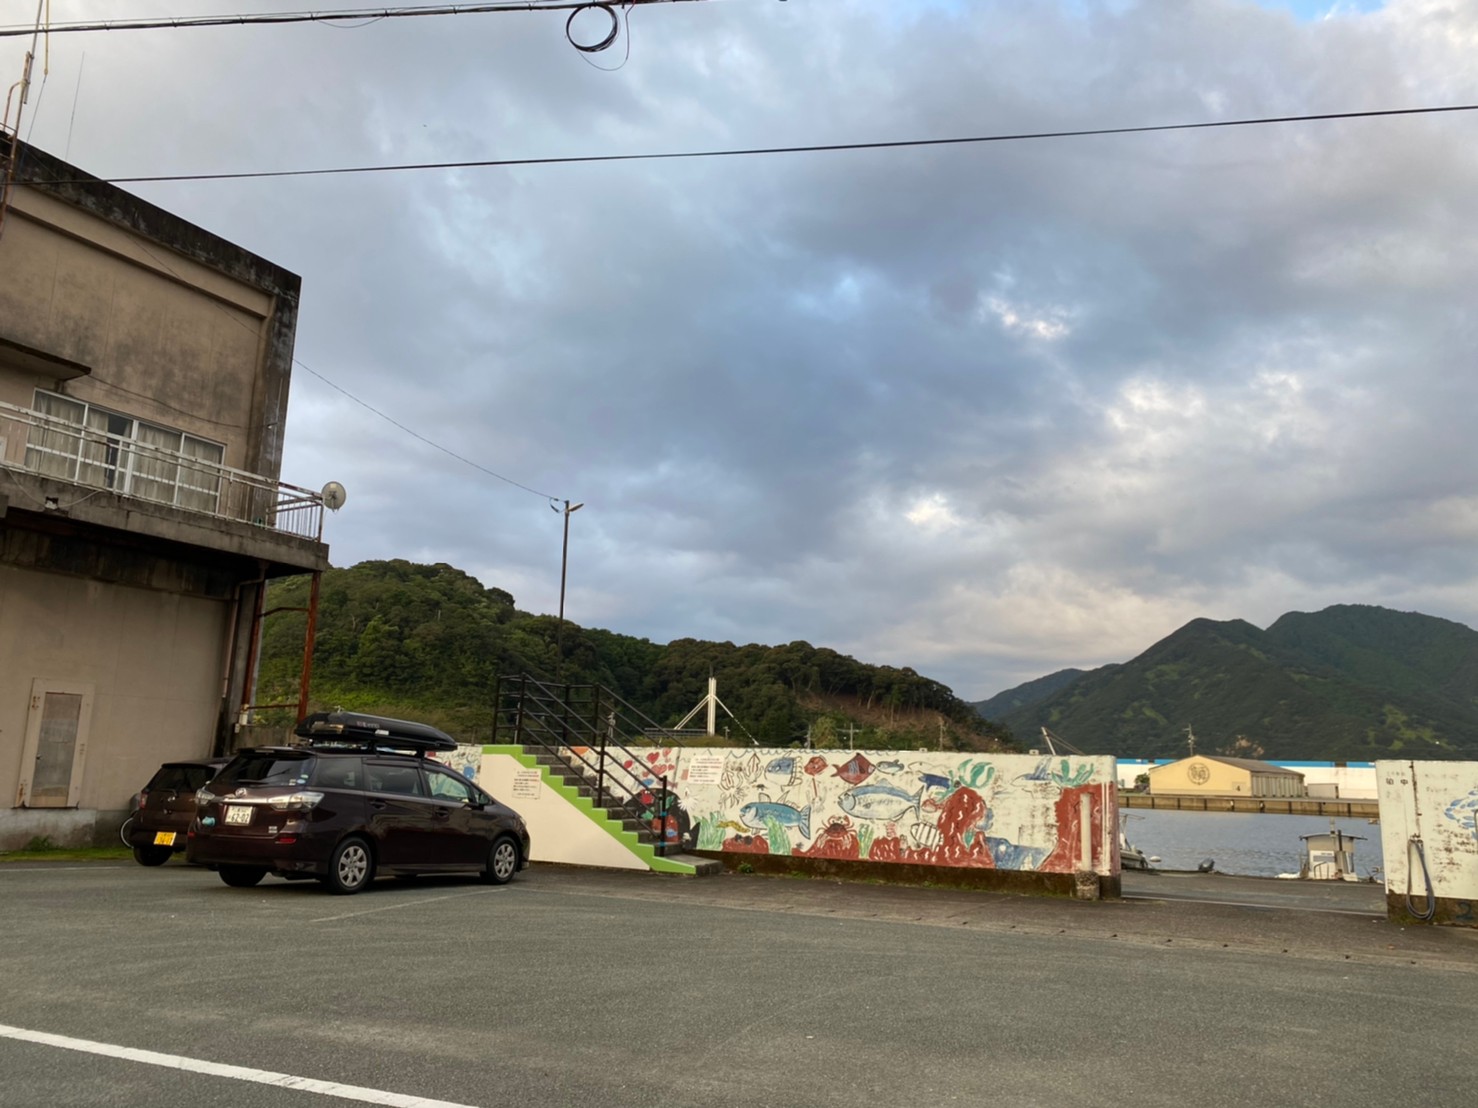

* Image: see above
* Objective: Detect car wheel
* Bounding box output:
[118,815,137,848]
[219,865,267,888]
[324,837,374,895]
[132,843,172,867]
[481,836,519,885]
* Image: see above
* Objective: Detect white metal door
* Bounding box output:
[17,680,95,808]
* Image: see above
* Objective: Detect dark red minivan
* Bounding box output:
[186,712,529,894]
[126,758,229,866]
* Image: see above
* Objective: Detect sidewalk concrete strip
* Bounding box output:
[1122,894,1380,917]
[0,1024,481,1108]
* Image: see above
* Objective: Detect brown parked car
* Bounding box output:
[186,711,530,894]
[124,758,229,866]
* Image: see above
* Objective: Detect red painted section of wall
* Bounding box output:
[931,786,993,867]
[723,834,771,854]
[1038,784,1107,873]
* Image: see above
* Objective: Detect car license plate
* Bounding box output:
[152,831,176,846]
[224,805,253,826]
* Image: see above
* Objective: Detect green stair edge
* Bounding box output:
[482,746,697,875]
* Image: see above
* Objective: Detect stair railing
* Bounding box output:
[492,674,682,853]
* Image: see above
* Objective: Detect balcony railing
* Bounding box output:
[0,398,325,541]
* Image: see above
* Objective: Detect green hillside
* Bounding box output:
[973,667,1098,720]
[254,559,1011,752]
[982,605,1478,760]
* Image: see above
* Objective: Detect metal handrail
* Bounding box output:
[0,398,325,540]
[493,673,682,853]
[502,683,661,801]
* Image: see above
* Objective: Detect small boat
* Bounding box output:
[1283,820,1365,881]
[1119,830,1160,871]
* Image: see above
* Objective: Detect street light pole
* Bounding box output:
[554,499,583,679]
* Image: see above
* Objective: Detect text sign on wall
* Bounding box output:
[511,770,542,800]
[685,755,725,787]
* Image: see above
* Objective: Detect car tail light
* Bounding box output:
[137,789,150,810]
[267,791,324,812]
[276,835,298,845]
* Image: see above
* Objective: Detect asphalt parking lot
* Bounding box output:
[2,861,1476,1108]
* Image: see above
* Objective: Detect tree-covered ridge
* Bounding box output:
[255,560,1011,751]
[982,605,1478,760]
[972,666,1099,721]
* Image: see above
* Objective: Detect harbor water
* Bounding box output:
[1121,809,1384,879]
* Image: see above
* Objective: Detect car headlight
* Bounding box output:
[196,787,216,806]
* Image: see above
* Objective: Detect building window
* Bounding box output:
[25,389,225,513]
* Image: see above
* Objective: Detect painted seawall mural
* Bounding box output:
[429,744,484,785]
[587,747,1120,875]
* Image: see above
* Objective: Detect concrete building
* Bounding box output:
[0,137,329,849]
[1146,754,1305,798]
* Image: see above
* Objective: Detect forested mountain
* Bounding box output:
[977,605,1478,760]
[255,560,1011,751]
[973,667,1099,720]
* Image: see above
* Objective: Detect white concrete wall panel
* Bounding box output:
[479,752,647,871]
[1377,760,1478,910]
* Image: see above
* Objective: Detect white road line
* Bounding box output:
[309,888,497,924]
[0,1024,481,1108]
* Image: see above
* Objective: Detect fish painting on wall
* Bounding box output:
[677,748,1111,875]
[833,753,875,785]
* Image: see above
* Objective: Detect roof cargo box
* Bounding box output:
[294,711,458,753]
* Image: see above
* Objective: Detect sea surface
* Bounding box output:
[1120,809,1384,879]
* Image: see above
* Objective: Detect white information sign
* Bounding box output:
[685,755,725,787]
[511,769,542,800]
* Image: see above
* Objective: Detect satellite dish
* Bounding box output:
[321,481,347,511]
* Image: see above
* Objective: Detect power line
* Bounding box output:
[25,103,1478,187]
[0,0,720,38]
[296,362,563,502]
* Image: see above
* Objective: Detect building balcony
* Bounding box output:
[0,397,328,575]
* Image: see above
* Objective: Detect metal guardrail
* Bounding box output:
[493,674,683,854]
[0,398,325,540]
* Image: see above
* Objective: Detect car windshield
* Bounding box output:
[213,753,316,789]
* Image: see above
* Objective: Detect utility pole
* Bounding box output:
[1184,725,1196,756]
[554,499,582,679]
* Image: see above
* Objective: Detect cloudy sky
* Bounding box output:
[5,0,1476,701]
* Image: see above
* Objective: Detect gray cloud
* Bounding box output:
[10,0,1478,700]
